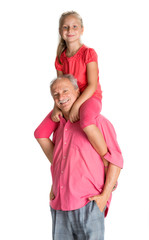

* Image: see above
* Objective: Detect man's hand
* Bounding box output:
[89,163,121,212]
[51,105,63,122]
[89,193,108,212]
[49,185,55,200]
[69,102,80,123]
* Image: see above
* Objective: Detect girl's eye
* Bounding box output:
[64,90,68,93]
[73,25,77,28]
[63,26,68,30]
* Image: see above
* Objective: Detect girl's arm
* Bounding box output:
[75,61,98,107]
[51,103,63,122]
[69,62,98,122]
[56,70,63,77]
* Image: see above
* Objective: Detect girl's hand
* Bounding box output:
[51,105,63,122]
[89,193,108,212]
[69,103,80,123]
[49,185,55,200]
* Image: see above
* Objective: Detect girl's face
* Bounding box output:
[60,15,84,44]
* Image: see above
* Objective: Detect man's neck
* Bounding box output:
[63,112,69,121]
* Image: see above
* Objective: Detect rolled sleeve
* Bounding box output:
[104,148,123,169]
[96,115,124,169]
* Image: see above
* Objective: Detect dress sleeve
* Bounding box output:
[55,56,63,72]
[98,116,124,169]
[34,111,59,138]
[84,48,98,64]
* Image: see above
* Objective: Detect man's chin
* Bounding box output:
[57,101,74,115]
[61,106,71,113]
[61,103,74,115]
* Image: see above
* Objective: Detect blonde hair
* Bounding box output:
[57,11,84,64]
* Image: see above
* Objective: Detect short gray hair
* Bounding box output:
[50,74,79,94]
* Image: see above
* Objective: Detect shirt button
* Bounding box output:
[61,170,64,174]
[61,186,63,189]
[64,156,66,159]
[64,142,66,145]
[65,129,67,131]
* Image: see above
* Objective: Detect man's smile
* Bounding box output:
[59,98,70,105]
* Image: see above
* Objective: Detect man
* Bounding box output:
[35,74,123,240]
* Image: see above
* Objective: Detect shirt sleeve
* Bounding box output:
[84,48,98,64]
[97,116,124,169]
[55,56,63,72]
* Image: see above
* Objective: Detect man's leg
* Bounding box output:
[83,201,105,240]
[50,207,74,240]
[50,202,105,240]
[67,201,105,240]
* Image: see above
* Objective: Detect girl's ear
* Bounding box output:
[81,27,84,35]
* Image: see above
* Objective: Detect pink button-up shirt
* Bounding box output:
[50,115,123,217]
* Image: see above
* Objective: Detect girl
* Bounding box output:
[34,11,109,173]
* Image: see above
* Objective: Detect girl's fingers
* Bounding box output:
[55,116,60,122]
[69,115,73,123]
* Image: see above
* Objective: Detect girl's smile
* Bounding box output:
[60,16,84,44]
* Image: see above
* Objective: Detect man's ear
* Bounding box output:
[77,88,80,97]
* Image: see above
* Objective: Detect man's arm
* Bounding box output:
[102,162,121,199]
[89,162,121,212]
[36,138,54,164]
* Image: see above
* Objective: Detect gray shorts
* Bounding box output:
[50,201,105,240]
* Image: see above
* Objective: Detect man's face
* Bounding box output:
[51,78,79,114]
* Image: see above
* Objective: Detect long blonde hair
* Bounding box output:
[57,11,84,64]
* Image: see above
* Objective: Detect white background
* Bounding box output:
[0,0,149,239]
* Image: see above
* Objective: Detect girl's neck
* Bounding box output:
[66,42,83,57]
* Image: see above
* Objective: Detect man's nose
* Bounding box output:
[58,93,65,100]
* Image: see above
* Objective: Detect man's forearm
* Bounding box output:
[36,138,54,164]
[102,163,121,199]
[88,162,121,212]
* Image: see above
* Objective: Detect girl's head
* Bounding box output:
[57,11,84,64]
[59,11,83,31]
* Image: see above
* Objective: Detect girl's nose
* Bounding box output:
[68,26,72,32]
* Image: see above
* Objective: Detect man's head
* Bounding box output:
[50,74,80,117]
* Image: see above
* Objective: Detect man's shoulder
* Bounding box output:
[95,114,114,128]
[95,114,106,122]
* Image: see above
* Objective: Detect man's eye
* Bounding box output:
[73,25,77,28]
[64,90,68,93]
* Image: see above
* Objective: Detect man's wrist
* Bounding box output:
[101,188,111,200]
